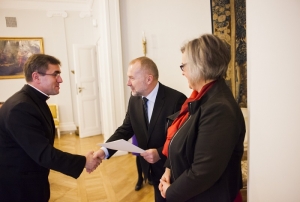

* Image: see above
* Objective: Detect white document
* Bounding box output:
[98,139,145,153]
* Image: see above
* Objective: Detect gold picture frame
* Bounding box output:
[0,37,44,79]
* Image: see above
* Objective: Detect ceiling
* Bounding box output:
[3,0,89,2]
[0,0,94,11]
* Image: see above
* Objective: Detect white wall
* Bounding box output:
[247,1,300,201]
[0,8,100,131]
[0,0,210,134]
[0,9,75,131]
[119,0,211,104]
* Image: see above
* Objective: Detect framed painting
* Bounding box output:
[0,37,44,79]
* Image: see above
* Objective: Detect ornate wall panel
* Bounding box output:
[211,0,247,107]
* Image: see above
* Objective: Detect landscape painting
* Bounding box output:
[0,37,44,79]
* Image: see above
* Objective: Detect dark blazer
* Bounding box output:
[0,85,86,202]
[165,79,245,202]
[106,82,186,184]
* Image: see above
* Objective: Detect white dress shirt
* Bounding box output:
[101,82,160,159]
[143,82,159,122]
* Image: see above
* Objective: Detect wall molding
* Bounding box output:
[47,10,68,18]
[97,0,126,142]
[0,0,92,12]
[79,10,92,18]
[60,121,77,132]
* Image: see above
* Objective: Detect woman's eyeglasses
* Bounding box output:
[180,63,186,71]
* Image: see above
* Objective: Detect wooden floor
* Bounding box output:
[49,133,247,202]
[49,133,154,202]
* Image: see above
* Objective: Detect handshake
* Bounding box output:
[85,147,160,173]
[84,149,106,173]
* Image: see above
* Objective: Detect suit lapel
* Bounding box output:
[148,83,165,137]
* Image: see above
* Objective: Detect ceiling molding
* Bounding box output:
[0,0,93,11]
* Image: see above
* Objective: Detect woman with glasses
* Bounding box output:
[158,34,245,202]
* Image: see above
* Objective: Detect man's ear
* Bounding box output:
[147,74,153,84]
[32,72,40,83]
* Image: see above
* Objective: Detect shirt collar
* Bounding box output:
[144,82,159,103]
[27,84,50,99]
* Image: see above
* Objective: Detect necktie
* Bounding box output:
[142,97,149,126]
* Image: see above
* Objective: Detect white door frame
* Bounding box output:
[97,0,127,156]
[73,44,102,138]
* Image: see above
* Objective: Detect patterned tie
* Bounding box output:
[142,97,149,126]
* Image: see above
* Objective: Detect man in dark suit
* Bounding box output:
[93,56,187,202]
[0,54,100,202]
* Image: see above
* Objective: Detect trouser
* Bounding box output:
[153,182,166,202]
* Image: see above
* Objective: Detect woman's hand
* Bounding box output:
[160,167,171,183]
[159,168,171,198]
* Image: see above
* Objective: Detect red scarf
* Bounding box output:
[162,80,216,157]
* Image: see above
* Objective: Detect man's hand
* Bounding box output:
[93,149,106,160]
[85,151,101,173]
[140,149,161,163]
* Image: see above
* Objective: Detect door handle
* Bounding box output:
[78,87,84,93]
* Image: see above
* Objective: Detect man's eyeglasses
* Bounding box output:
[37,72,61,78]
[180,63,187,71]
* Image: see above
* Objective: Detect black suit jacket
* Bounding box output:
[106,83,186,184]
[164,79,245,201]
[0,85,86,202]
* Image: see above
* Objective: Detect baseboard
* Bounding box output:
[59,122,77,131]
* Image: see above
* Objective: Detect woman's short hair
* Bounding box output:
[24,54,61,82]
[129,56,159,80]
[181,34,230,84]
